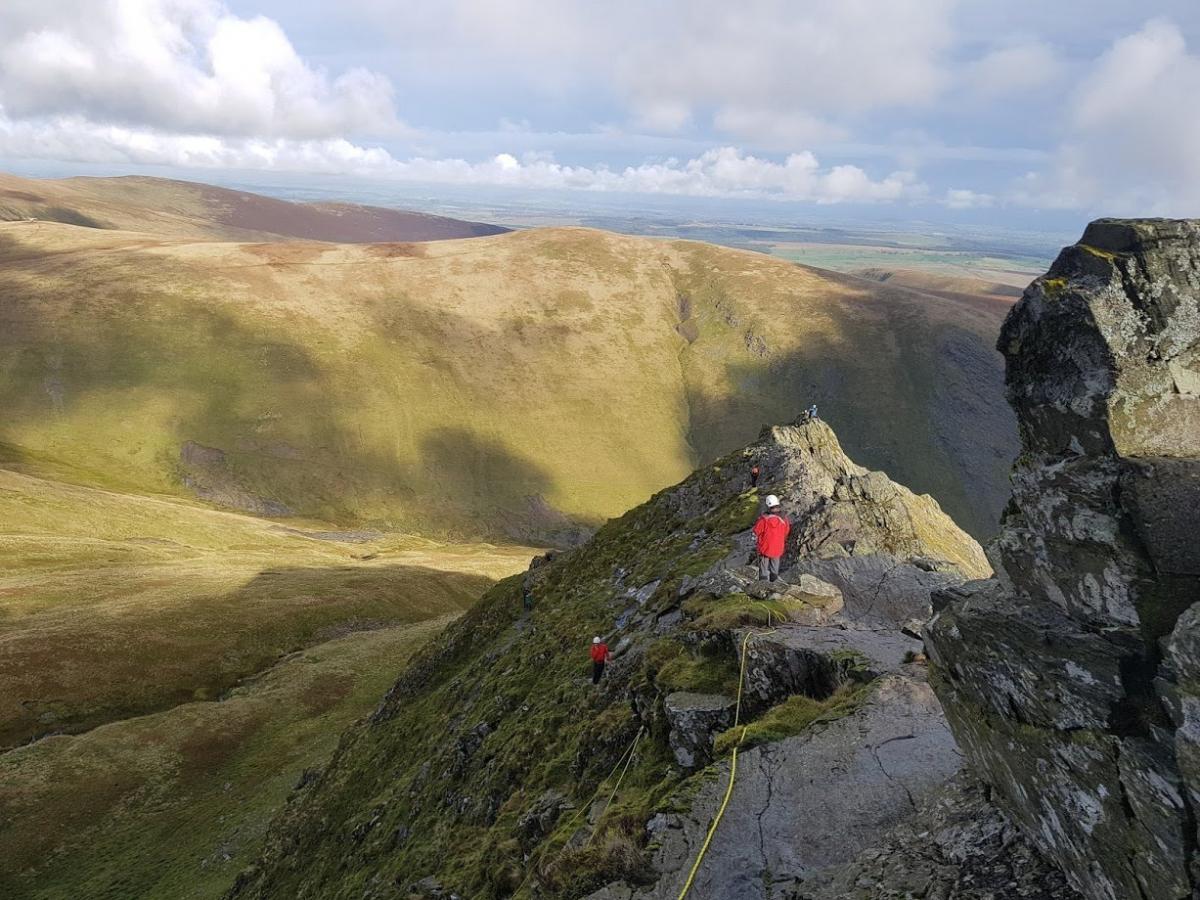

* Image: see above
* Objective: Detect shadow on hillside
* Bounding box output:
[2,561,501,750]
[683,310,1017,540]
[0,243,419,518]
[0,240,578,538]
[223,561,497,621]
[415,427,589,544]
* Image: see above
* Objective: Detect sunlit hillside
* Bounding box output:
[0,219,1016,542]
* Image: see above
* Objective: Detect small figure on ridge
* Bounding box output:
[749,464,761,487]
[590,636,610,685]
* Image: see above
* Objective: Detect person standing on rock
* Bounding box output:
[590,636,610,685]
[753,495,790,583]
[750,465,761,487]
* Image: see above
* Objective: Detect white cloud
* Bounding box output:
[713,108,848,149]
[966,41,1063,96]
[0,116,926,203]
[350,0,954,149]
[944,188,995,209]
[1014,18,1200,214]
[0,0,402,139]
[617,0,954,143]
[0,110,398,170]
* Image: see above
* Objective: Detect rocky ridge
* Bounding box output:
[229,419,1069,899]
[926,219,1200,900]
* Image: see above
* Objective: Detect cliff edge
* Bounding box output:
[927,219,1200,900]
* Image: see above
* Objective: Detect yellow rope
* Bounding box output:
[514,724,646,897]
[675,620,775,900]
[587,726,645,846]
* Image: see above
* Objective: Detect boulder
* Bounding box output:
[926,219,1200,900]
[663,692,736,771]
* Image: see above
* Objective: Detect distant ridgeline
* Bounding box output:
[0,184,1017,543]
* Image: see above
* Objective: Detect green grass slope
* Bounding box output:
[0,465,533,749]
[0,616,452,900]
[0,221,1015,541]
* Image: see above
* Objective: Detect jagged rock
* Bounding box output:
[516,790,570,852]
[663,692,735,771]
[740,624,919,713]
[797,554,964,627]
[746,421,991,581]
[795,775,1083,900]
[926,219,1200,900]
[611,673,960,899]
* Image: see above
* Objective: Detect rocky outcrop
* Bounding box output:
[232,413,1001,900]
[745,422,991,582]
[795,775,1082,900]
[663,693,735,770]
[590,670,961,900]
[926,219,1200,900]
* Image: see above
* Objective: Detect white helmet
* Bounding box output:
[765,494,781,509]
[593,636,602,644]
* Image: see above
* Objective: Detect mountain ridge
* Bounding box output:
[224,417,1058,899]
[0,172,509,243]
[0,216,1017,541]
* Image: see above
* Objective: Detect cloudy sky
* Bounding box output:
[1,0,1198,218]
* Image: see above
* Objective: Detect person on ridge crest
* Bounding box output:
[753,494,790,583]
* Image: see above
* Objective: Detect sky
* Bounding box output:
[1,1,1198,224]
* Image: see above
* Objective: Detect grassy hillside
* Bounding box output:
[0,465,533,749]
[0,616,453,900]
[0,220,1015,540]
[0,173,508,242]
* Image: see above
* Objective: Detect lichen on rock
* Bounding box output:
[927,218,1200,900]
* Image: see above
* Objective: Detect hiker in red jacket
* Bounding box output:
[753,494,790,583]
[590,636,610,685]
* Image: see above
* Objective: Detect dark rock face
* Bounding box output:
[926,219,1200,900]
[663,692,736,770]
[795,775,1083,900]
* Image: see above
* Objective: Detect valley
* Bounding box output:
[0,464,532,897]
[0,172,1025,899]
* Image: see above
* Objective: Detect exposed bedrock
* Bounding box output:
[926,219,1200,900]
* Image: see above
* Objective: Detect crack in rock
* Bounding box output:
[869,734,919,812]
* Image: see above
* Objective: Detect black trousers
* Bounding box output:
[592,661,606,684]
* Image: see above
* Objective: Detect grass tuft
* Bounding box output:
[713,682,871,755]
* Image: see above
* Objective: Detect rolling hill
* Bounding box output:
[0,217,1017,542]
[0,172,509,243]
